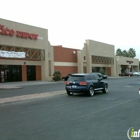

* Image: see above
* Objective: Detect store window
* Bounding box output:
[27,66,36,81]
[0,65,22,82]
[84,56,86,60]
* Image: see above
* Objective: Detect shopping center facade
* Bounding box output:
[0,18,139,82]
[0,18,54,82]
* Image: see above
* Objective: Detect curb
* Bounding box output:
[0,86,22,89]
[0,81,65,89]
[0,90,66,104]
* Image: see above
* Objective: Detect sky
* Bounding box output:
[1,0,140,59]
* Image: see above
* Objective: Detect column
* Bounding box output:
[22,65,27,81]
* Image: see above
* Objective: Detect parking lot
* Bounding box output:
[0,76,140,140]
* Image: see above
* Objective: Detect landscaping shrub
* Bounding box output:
[53,70,61,81]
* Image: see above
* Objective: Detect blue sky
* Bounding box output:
[1,0,140,59]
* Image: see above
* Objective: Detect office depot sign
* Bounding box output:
[0,24,38,40]
[16,31,38,40]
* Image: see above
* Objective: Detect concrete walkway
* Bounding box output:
[0,90,66,104]
[0,81,60,89]
[0,81,65,104]
[0,76,123,89]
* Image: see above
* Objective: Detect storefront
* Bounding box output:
[53,40,139,77]
[116,56,139,75]
[0,65,21,82]
[53,40,116,77]
[0,18,139,82]
[0,18,54,82]
[77,40,116,76]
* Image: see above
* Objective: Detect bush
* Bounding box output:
[99,69,105,75]
[53,71,61,81]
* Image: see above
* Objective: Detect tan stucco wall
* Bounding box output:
[116,56,139,75]
[77,40,116,76]
[116,56,139,65]
[85,40,114,57]
[0,18,48,49]
[0,18,53,81]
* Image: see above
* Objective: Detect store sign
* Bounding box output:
[126,60,133,64]
[0,24,38,40]
[0,24,14,36]
[16,31,38,39]
[0,50,25,58]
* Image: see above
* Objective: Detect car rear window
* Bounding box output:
[68,75,85,81]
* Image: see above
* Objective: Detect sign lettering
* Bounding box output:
[0,24,38,40]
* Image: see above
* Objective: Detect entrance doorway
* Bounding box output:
[27,66,36,81]
[0,65,22,82]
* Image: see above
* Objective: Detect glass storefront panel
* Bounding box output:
[92,67,106,74]
[27,66,36,81]
[0,65,22,82]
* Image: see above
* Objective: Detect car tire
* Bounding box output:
[67,91,74,96]
[88,86,94,97]
[102,84,108,93]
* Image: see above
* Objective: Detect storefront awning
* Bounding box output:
[92,55,114,64]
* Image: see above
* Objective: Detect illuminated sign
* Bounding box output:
[0,24,38,40]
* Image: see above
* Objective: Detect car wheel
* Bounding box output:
[88,86,94,97]
[67,91,74,96]
[102,84,108,93]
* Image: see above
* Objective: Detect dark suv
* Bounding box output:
[65,73,108,96]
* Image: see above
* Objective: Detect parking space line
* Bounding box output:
[73,97,139,120]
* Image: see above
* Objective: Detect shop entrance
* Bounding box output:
[92,67,106,74]
[0,65,22,82]
[27,66,36,81]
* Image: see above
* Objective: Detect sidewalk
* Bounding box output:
[0,76,123,89]
[0,81,65,104]
[108,76,124,78]
[0,81,60,89]
[0,90,66,104]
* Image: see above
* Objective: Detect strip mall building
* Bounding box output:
[0,18,139,82]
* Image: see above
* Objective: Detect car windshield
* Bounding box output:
[68,75,85,81]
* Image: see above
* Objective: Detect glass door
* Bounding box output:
[0,65,22,82]
[27,66,36,81]
[10,65,22,82]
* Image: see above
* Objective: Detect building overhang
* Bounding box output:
[0,45,45,60]
[92,55,114,64]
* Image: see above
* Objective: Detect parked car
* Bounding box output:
[132,72,140,76]
[92,72,108,79]
[119,72,133,76]
[62,74,71,81]
[65,73,108,96]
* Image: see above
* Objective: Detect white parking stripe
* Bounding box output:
[73,97,139,120]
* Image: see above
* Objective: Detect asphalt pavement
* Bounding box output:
[0,80,65,104]
[0,81,57,89]
[0,76,140,140]
[0,76,126,104]
[0,76,122,89]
